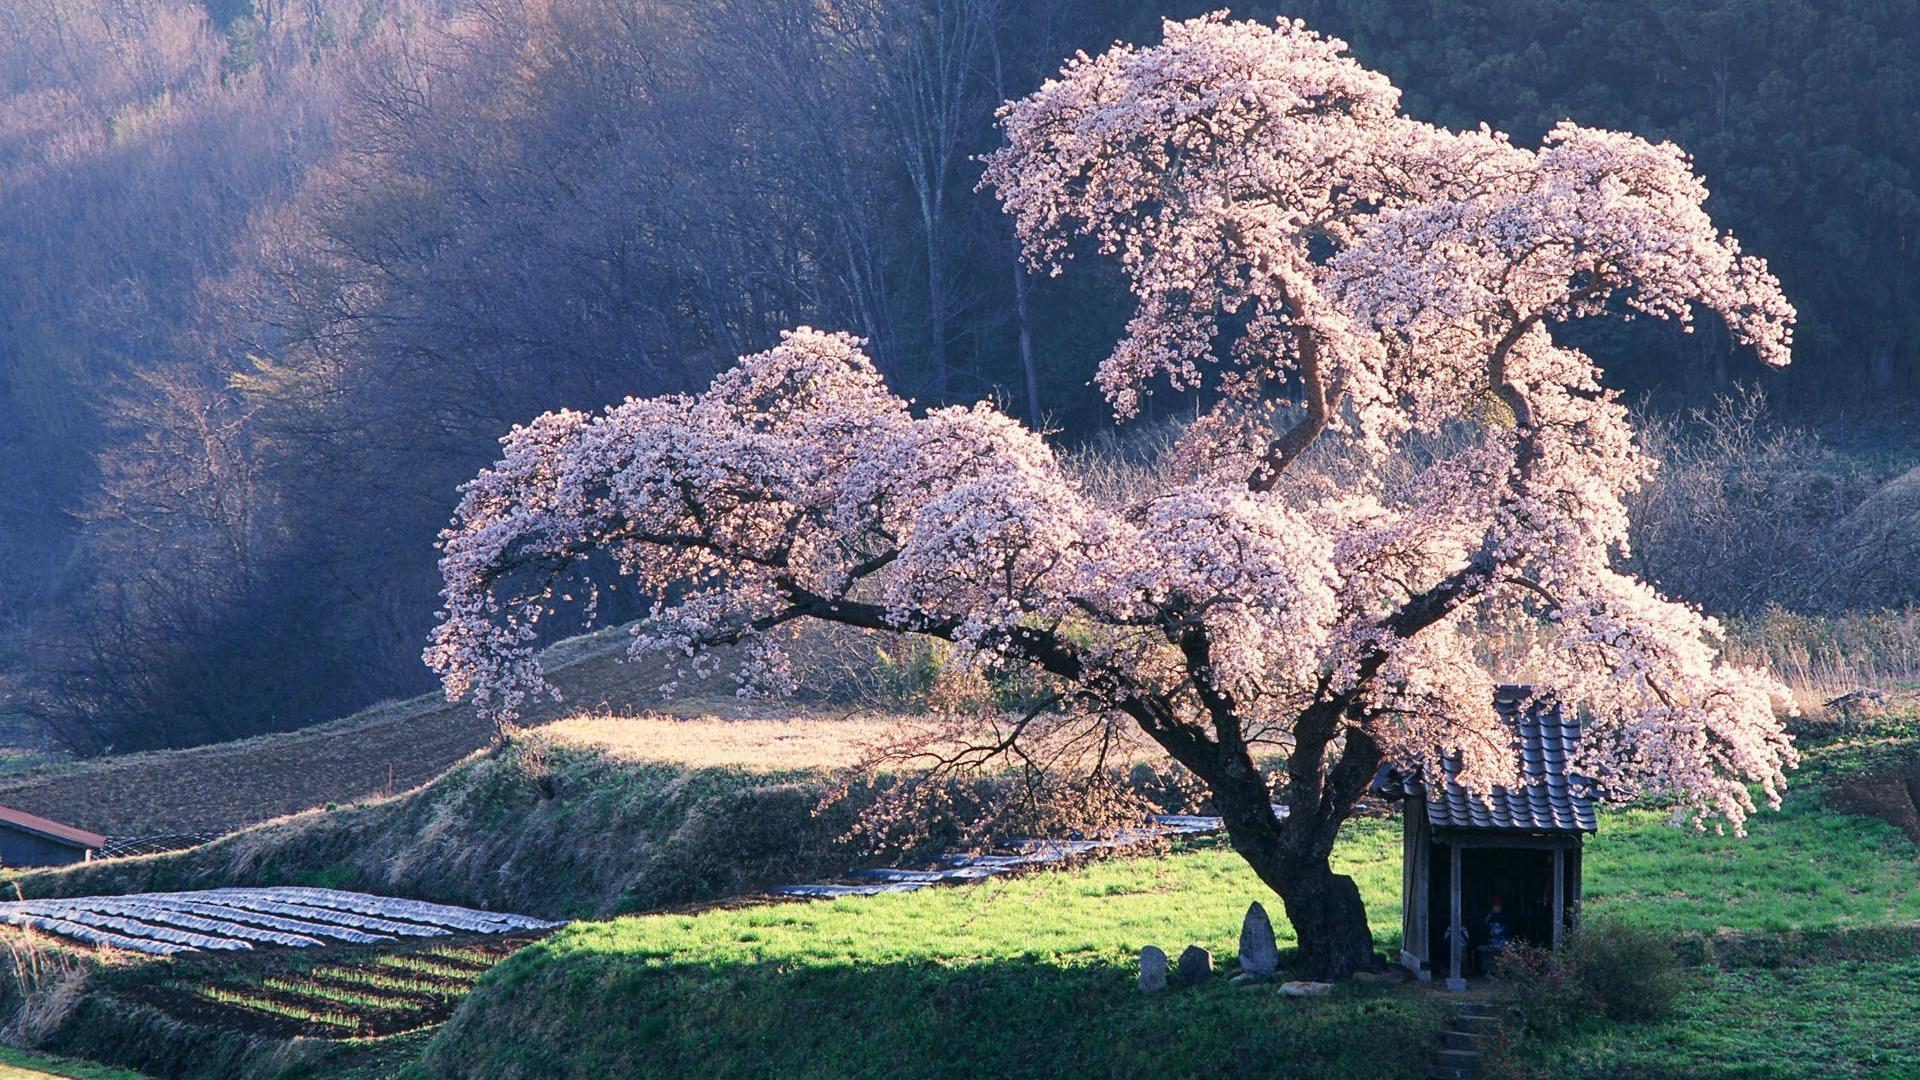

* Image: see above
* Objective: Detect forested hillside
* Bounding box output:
[4,0,1917,754]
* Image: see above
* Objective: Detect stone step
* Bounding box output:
[1429,1001,1501,1080]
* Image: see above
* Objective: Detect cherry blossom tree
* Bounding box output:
[427,14,1797,977]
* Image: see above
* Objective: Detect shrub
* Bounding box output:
[1127,761,1209,815]
[870,639,947,704]
[1497,919,1686,1031]
[1564,920,1686,1022]
[1624,390,1881,618]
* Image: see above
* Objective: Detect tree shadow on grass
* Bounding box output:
[421,953,1449,1080]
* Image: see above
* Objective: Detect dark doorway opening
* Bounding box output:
[1427,841,1574,975]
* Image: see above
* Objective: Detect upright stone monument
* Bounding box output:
[1238,901,1281,975]
[1138,945,1168,992]
[1177,944,1213,985]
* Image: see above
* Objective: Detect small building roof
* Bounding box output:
[0,805,106,851]
[1375,686,1598,834]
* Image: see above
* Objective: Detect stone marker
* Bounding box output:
[1177,944,1213,985]
[1229,971,1270,988]
[1138,945,1168,992]
[1238,901,1280,975]
[1279,980,1333,997]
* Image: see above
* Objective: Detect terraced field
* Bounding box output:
[140,937,533,1039]
[0,889,564,1073]
[0,627,671,834]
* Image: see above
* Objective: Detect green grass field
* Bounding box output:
[4,704,1913,1079]
[1505,778,1920,1079]
[1509,958,1920,1079]
[420,821,1446,1080]
[417,766,1920,1080]
[1582,800,1920,935]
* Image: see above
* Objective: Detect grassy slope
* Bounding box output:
[0,615,963,837]
[1583,801,1920,934]
[1502,735,1920,1079]
[419,754,1920,1080]
[1514,959,1920,1079]
[9,669,1914,1079]
[419,824,1447,1080]
[0,744,847,1078]
[0,705,1166,922]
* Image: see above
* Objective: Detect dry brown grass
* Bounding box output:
[536,712,914,771]
[0,928,110,1046]
[1725,607,1920,697]
[539,710,1180,773]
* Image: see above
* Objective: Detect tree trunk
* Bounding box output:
[924,209,950,398]
[1012,243,1040,428]
[1269,861,1377,979]
[1224,828,1378,979]
[1207,762,1379,979]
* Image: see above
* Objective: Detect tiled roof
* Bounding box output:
[1375,686,1597,834]
[0,805,106,850]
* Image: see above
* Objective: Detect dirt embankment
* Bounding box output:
[1828,760,1920,845]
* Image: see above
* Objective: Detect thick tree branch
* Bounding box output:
[1247,325,1334,492]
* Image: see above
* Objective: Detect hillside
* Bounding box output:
[4,5,1917,1079]
[0,629,755,835]
[418,733,1920,1080]
[2,690,1915,1078]
[0,717,973,1079]
[424,825,1447,1080]
[2,742,866,922]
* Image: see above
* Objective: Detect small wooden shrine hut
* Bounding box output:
[1374,686,1597,989]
